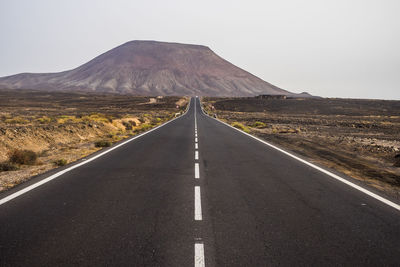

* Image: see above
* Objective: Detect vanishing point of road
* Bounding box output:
[0,97,399,266]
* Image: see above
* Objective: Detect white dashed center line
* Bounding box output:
[194,98,205,266]
[195,163,200,179]
[194,186,202,220]
[194,242,205,267]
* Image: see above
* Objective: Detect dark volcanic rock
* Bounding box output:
[0,40,298,97]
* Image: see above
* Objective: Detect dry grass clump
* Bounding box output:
[0,149,38,172]
[136,123,152,133]
[271,127,300,134]
[150,117,162,125]
[251,121,267,128]
[8,149,37,165]
[56,113,113,124]
[53,159,68,166]
[57,115,79,124]
[0,162,19,172]
[82,113,112,123]
[4,116,29,124]
[231,122,251,133]
[122,121,132,130]
[94,140,111,148]
[122,120,137,130]
[36,116,53,124]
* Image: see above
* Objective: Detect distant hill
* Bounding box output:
[0,40,308,97]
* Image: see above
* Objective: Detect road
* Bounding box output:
[0,97,399,266]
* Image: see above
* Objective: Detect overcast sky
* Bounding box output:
[1,0,399,99]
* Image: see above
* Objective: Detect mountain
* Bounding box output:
[0,40,303,97]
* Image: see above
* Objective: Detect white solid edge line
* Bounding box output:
[195,163,200,179]
[194,242,205,267]
[195,186,202,220]
[198,99,400,212]
[195,143,198,149]
[0,98,194,206]
[195,151,199,160]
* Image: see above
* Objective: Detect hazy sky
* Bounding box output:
[1,0,399,99]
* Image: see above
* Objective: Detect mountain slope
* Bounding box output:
[0,40,299,97]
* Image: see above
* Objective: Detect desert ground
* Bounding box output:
[202,97,400,198]
[0,89,188,191]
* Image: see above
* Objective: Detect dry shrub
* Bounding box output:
[36,116,52,124]
[136,123,152,133]
[231,122,251,133]
[8,149,37,165]
[95,140,111,147]
[53,159,67,166]
[122,121,133,130]
[0,162,19,172]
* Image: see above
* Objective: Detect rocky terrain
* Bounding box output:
[0,40,308,97]
[202,97,400,198]
[0,89,188,191]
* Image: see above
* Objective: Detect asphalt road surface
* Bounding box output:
[0,97,399,266]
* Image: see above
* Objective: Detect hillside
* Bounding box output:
[0,41,304,97]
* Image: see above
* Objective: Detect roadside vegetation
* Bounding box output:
[231,122,251,133]
[251,121,267,128]
[0,90,189,191]
[53,159,67,167]
[0,149,38,173]
[8,149,37,165]
[94,140,111,148]
[0,162,19,172]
